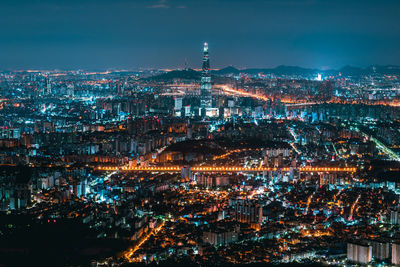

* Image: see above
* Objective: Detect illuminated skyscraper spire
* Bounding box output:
[200,42,212,113]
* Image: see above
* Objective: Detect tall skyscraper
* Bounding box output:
[200,42,212,114]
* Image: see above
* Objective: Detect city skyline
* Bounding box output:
[2,1,400,266]
[1,0,400,70]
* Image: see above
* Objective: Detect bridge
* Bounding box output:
[97,166,356,173]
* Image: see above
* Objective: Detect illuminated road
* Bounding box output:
[124,220,165,262]
[288,127,301,154]
[304,192,315,215]
[355,127,400,161]
[285,102,317,107]
[97,166,356,173]
[218,85,271,102]
[369,136,400,161]
[348,194,361,221]
[331,142,344,159]
[217,85,318,106]
[217,85,400,108]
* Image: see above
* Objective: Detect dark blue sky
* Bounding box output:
[1,0,399,70]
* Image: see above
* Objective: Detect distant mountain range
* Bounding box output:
[214,65,400,76]
[145,69,200,81]
[146,65,400,81]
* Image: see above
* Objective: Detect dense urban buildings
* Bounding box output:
[1,43,400,266]
[1,0,400,266]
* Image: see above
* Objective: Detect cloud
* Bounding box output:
[146,0,186,9]
[147,0,170,9]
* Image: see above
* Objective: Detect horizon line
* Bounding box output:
[2,64,400,73]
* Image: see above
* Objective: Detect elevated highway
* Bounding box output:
[97,166,356,173]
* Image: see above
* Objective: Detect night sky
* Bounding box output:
[1,0,399,70]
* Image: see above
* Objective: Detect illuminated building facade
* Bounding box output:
[392,243,400,265]
[347,242,372,264]
[200,42,212,115]
[234,200,263,230]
